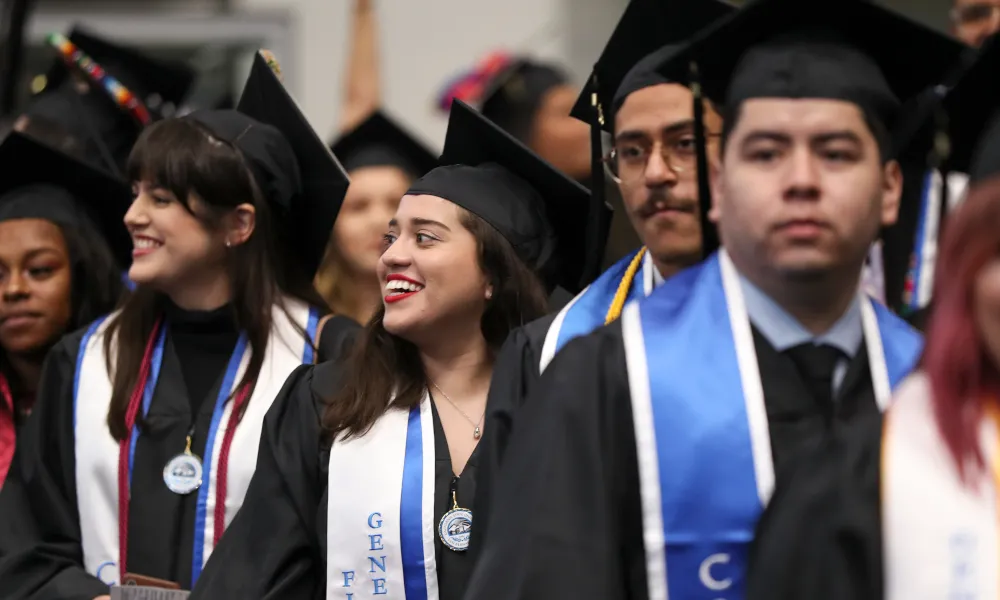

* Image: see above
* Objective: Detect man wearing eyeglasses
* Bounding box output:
[468,0,735,565]
[607,69,722,291]
[952,0,1000,47]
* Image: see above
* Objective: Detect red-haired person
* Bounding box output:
[746,100,1000,599]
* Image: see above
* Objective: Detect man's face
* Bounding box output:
[952,0,1000,47]
[712,98,901,282]
[613,84,722,272]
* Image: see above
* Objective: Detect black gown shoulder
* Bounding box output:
[316,315,360,364]
[0,326,108,600]
[747,413,884,600]
[466,321,649,600]
[191,363,326,600]
[470,312,556,557]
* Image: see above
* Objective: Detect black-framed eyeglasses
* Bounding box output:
[602,132,721,184]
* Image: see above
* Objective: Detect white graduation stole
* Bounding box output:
[883,372,999,600]
[326,394,438,600]
[73,299,317,586]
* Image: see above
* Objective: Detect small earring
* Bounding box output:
[485,289,493,300]
[225,240,232,248]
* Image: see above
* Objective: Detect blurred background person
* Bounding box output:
[439,51,591,186]
[318,0,438,325]
[0,132,131,488]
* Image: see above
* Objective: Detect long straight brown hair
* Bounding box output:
[105,117,324,441]
[323,208,549,441]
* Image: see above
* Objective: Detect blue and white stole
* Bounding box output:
[327,393,438,600]
[883,372,999,600]
[904,169,969,312]
[539,247,656,372]
[621,250,923,600]
[73,299,318,587]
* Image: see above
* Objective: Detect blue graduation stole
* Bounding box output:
[539,247,653,371]
[620,251,922,600]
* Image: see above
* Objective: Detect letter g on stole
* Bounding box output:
[368,512,383,529]
[699,553,733,592]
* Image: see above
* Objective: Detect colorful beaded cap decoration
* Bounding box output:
[45,32,152,126]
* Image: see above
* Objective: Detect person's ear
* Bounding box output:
[224,203,257,247]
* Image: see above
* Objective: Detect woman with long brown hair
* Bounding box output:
[746,53,1000,599]
[188,99,592,600]
[0,53,355,598]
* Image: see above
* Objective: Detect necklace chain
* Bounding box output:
[430,381,485,439]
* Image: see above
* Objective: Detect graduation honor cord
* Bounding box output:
[116,317,252,578]
[0,372,11,416]
[604,247,647,325]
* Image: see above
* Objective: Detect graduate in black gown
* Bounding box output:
[747,37,1000,600]
[465,1,964,598]
[188,99,596,600]
[0,133,131,488]
[472,0,735,556]
[318,111,438,324]
[0,52,356,598]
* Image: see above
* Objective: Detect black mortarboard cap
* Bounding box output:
[654,0,965,130]
[570,0,736,132]
[192,51,349,280]
[25,27,195,175]
[651,0,966,267]
[479,58,568,143]
[0,132,132,267]
[407,100,607,293]
[331,110,438,178]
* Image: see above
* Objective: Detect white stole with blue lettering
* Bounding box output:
[884,372,998,600]
[622,249,922,600]
[326,394,438,600]
[73,299,316,586]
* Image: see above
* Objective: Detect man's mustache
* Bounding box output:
[636,191,698,219]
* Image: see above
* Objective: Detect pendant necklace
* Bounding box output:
[430,381,485,439]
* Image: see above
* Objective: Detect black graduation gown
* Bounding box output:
[190,361,482,600]
[464,319,879,600]
[0,305,356,598]
[746,414,884,600]
[469,312,555,559]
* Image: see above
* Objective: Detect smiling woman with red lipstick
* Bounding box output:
[0,132,130,489]
[0,54,358,599]
[188,99,593,600]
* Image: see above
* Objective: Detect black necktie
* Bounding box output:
[784,343,844,413]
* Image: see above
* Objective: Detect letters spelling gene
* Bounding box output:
[341,512,390,597]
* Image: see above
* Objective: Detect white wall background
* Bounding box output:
[233,0,625,148]
[230,0,950,148]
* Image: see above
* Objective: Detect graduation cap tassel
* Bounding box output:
[689,61,719,258]
[583,69,610,288]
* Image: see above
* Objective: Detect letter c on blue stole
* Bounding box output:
[96,561,118,585]
[368,512,383,529]
[699,553,733,592]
